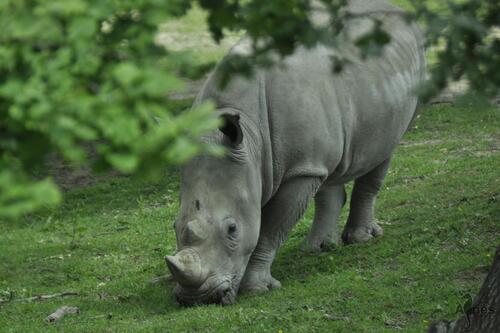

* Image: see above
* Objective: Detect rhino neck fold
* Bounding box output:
[256,74,276,206]
[237,110,266,208]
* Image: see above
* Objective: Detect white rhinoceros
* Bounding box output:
[166,0,426,305]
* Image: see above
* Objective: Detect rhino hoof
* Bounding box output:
[342,222,383,245]
[301,236,340,253]
[240,273,281,293]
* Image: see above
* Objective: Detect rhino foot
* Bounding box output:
[301,234,340,253]
[239,270,281,293]
[342,221,383,245]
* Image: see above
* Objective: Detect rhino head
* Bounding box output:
[166,109,262,305]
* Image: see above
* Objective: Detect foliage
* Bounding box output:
[0,104,498,331]
[0,0,220,219]
[412,0,500,99]
[1,0,499,219]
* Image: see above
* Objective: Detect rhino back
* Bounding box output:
[195,0,425,199]
[262,1,425,187]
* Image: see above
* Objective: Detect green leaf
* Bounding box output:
[107,153,139,173]
[165,137,200,165]
[141,69,184,97]
[0,169,61,220]
[68,16,98,40]
[34,0,88,16]
[113,63,142,87]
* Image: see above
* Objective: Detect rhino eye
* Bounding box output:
[227,223,237,236]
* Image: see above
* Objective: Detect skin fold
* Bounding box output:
[166,0,426,305]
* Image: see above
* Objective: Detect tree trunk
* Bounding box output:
[429,247,500,333]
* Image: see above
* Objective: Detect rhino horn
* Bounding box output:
[165,248,207,288]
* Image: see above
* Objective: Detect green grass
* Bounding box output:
[0,1,497,331]
[1,104,499,332]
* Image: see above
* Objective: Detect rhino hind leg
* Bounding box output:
[240,177,321,293]
[342,158,391,244]
[301,182,346,253]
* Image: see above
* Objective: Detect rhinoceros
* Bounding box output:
[165,0,425,305]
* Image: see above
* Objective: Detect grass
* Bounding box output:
[1,103,499,332]
[1,1,498,331]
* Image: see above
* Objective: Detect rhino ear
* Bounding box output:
[219,113,243,145]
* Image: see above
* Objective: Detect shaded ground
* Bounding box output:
[1,104,498,332]
[47,153,122,191]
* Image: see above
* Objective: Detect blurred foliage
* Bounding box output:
[411,0,500,100]
[0,0,221,219]
[0,0,499,220]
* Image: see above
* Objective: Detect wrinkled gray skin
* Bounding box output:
[166,0,426,306]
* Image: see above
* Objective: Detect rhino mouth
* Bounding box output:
[174,275,240,306]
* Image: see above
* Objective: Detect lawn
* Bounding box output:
[1,1,499,332]
[1,103,499,332]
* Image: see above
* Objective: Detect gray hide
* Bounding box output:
[166,0,426,305]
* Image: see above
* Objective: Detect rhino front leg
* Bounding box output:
[240,177,321,293]
[342,158,391,244]
[302,182,346,253]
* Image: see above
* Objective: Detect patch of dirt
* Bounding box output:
[452,265,490,288]
[429,80,470,105]
[455,147,500,158]
[46,150,122,192]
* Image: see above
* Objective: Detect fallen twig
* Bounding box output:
[1,292,79,304]
[46,306,79,323]
[22,292,79,303]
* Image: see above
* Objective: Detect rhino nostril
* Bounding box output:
[221,288,232,296]
[219,287,235,305]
